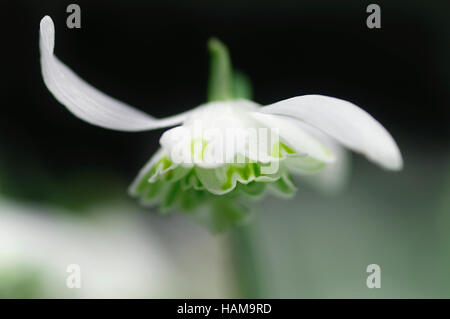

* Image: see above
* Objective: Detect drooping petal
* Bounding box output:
[249,112,334,163]
[261,95,403,170]
[39,16,192,132]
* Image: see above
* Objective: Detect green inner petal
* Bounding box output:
[130,140,327,231]
[131,152,308,202]
[130,155,305,232]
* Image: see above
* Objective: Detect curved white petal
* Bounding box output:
[40,16,192,132]
[261,95,403,170]
[249,112,334,163]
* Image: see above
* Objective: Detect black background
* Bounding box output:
[3,0,450,204]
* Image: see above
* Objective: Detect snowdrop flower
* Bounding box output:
[39,16,402,230]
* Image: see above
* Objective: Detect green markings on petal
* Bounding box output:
[271,142,296,158]
[269,141,328,175]
[220,161,276,192]
[223,165,249,190]
[146,156,190,183]
[190,138,209,161]
[190,158,283,195]
[159,156,172,170]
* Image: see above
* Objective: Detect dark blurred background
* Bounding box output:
[1,0,450,298]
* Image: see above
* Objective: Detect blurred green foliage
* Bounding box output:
[0,264,44,298]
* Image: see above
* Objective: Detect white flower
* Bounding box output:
[39,16,402,223]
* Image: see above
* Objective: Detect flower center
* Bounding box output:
[159,99,277,167]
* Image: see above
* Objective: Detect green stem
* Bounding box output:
[230,223,263,298]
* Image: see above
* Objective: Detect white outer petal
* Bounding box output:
[261,95,403,170]
[39,16,192,132]
[249,112,334,163]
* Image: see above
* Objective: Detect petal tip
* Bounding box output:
[40,15,55,53]
[387,152,404,171]
[374,141,403,171]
